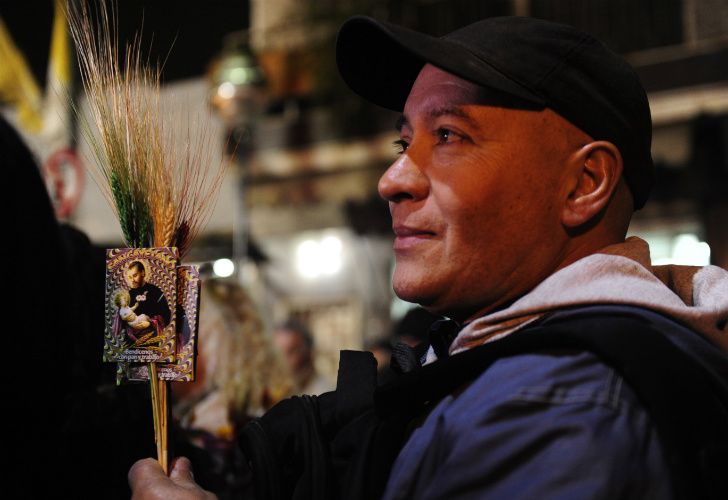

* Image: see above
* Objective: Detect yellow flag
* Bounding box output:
[0,0,71,137]
[49,0,71,85]
[43,0,72,145]
[0,16,43,132]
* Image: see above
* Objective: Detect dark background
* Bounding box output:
[1,0,250,86]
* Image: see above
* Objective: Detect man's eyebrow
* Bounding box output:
[395,106,476,132]
[428,106,476,125]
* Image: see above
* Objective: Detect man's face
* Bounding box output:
[380,64,583,322]
[127,266,145,288]
[273,329,311,374]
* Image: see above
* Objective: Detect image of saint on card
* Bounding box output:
[124,265,201,382]
[104,247,178,362]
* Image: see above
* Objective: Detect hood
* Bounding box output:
[446,237,728,358]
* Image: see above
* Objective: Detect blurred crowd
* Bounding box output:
[6,112,437,498]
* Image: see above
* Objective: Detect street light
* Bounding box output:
[209,30,267,135]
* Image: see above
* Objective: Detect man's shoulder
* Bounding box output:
[442,345,633,427]
[539,303,695,331]
[441,305,703,422]
[537,304,728,379]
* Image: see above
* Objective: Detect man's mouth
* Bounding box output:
[392,225,436,250]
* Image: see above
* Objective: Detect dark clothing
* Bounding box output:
[6,115,154,499]
[9,112,74,500]
[240,305,728,500]
[130,282,171,326]
[176,420,257,500]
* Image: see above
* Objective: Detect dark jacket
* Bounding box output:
[241,305,728,500]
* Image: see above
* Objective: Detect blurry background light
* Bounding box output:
[208,31,267,131]
[217,82,236,99]
[671,233,711,265]
[651,233,711,266]
[213,258,236,277]
[297,239,320,278]
[320,236,343,275]
[296,235,343,279]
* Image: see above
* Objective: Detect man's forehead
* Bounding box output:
[396,104,477,131]
[403,64,542,119]
[398,76,488,133]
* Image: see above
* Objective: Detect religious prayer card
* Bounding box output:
[124,265,201,382]
[104,247,178,363]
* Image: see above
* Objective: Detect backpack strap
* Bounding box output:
[240,351,379,500]
[239,394,333,500]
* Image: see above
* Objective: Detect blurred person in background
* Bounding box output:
[173,279,291,499]
[272,319,334,395]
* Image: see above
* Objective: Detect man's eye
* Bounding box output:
[393,139,409,155]
[436,128,455,144]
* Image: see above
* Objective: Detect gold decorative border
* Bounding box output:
[103,247,178,363]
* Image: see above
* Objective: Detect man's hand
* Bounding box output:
[129,457,217,500]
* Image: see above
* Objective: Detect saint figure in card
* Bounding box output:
[111,260,171,345]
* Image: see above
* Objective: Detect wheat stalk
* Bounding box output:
[68,0,225,255]
[69,0,226,475]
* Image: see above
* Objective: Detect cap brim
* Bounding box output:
[336,16,545,111]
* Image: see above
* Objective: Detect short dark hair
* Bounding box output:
[276,318,314,349]
[128,261,145,274]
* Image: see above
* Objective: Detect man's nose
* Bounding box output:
[378,153,429,203]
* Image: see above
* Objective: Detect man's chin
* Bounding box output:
[393,281,438,311]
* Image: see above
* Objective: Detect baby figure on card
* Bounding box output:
[113,289,151,335]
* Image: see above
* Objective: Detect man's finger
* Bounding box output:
[128,457,165,490]
[169,456,196,485]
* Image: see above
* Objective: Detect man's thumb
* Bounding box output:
[169,457,195,485]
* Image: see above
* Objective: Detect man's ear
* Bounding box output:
[562,141,623,228]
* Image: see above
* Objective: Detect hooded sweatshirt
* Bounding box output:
[439,236,728,360]
[384,237,728,500]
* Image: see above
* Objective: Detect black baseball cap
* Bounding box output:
[336,16,654,209]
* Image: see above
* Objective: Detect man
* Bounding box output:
[126,260,171,329]
[273,319,333,395]
[130,15,728,499]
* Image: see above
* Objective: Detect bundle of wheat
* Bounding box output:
[68,0,226,474]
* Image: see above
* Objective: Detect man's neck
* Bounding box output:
[454,236,628,325]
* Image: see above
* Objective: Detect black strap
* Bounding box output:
[427,318,462,358]
[240,395,333,500]
[390,342,420,374]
